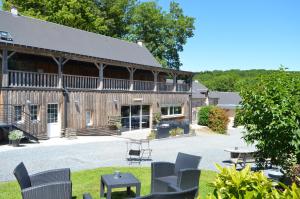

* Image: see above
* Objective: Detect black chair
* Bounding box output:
[83,187,198,199]
[151,152,201,193]
[13,162,72,199]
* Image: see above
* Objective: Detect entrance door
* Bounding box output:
[121,105,150,131]
[47,104,60,138]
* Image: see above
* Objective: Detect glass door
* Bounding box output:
[121,105,150,131]
[131,105,141,130]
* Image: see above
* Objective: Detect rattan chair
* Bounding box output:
[14,162,72,199]
[151,152,201,193]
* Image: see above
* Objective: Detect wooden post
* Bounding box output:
[152,71,158,92]
[189,75,193,92]
[173,73,177,92]
[53,57,69,88]
[127,67,136,91]
[95,63,105,90]
[1,49,8,87]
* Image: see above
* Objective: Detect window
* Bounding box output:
[30,105,38,121]
[14,106,23,122]
[161,105,182,116]
[86,111,92,127]
[161,107,168,116]
[47,104,57,123]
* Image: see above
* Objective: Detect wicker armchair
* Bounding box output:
[151,152,201,193]
[83,187,198,199]
[14,162,72,199]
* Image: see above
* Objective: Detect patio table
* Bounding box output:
[225,148,256,168]
[100,173,141,199]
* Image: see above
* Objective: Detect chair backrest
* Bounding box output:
[136,187,198,199]
[13,162,31,190]
[174,153,201,174]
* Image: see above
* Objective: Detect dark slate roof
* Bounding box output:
[192,81,208,98]
[0,11,161,68]
[208,91,242,108]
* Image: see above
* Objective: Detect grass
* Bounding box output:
[0,167,217,199]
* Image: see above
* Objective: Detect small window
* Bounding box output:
[161,105,182,116]
[174,106,182,114]
[161,107,168,116]
[14,106,23,122]
[30,105,38,121]
[86,111,92,127]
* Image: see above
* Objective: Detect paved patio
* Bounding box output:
[0,127,252,182]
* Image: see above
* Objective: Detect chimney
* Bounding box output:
[137,40,143,47]
[11,7,18,16]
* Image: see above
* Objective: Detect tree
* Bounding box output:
[96,0,136,39]
[3,0,195,70]
[3,0,108,34]
[240,68,300,171]
[129,1,195,69]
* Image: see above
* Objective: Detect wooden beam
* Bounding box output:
[62,58,69,65]
[96,63,104,90]
[152,71,159,92]
[7,51,16,59]
[1,49,8,87]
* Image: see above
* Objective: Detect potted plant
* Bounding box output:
[153,113,161,128]
[8,130,24,147]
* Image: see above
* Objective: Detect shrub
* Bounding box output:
[197,106,213,126]
[169,127,184,137]
[208,107,229,134]
[8,130,24,141]
[289,164,300,186]
[240,68,300,171]
[152,113,161,125]
[233,108,243,127]
[206,164,300,199]
[147,130,156,140]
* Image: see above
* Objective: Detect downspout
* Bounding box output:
[62,88,69,136]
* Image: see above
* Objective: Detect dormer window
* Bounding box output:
[0,31,13,42]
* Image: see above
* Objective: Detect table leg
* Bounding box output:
[136,184,141,197]
[107,187,112,199]
[100,179,105,197]
[127,186,131,195]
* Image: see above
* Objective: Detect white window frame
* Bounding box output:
[14,105,24,123]
[161,105,182,116]
[29,104,39,121]
[86,110,93,127]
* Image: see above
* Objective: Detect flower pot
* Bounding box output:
[11,139,20,147]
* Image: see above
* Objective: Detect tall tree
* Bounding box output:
[96,0,136,39]
[3,0,108,34]
[129,1,195,69]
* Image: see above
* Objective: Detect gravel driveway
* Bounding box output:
[0,127,251,182]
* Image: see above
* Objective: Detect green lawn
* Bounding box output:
[0,167,216,199]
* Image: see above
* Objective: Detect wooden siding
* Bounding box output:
[1,89,190,139]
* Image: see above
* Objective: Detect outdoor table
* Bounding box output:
[224,148,256,168]
[100,173,141,199]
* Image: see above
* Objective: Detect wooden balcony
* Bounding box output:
[8,70,190,92]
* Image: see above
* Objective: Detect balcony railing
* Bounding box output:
[8,70,190,92]
[103,78,130,90]
[63,74,98,89]
[9,70,58,88]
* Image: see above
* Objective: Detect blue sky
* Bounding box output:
[154,0,300,72]
[1,1,299,72]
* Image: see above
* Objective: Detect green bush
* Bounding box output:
[197,106,213,126]
[208,107,229,134]
[169,127,184,137]
[147,130,156,140]
[8,130,24,141]
[240,68,300,171]
[206,164,300,199]
[233,108,243,127]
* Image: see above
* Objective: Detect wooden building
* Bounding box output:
[0,11,193,140]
